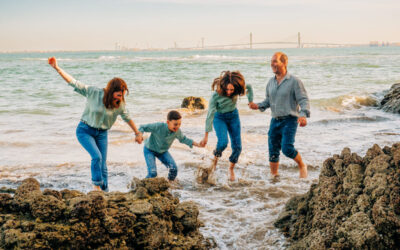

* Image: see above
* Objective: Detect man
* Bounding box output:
[249,52,310,178]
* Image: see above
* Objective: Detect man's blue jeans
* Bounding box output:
[213,109,242,164]
[144,146,178,181]
[76,121,109,191]
[268,116,298,163]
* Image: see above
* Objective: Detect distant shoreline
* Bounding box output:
[3,44,396,54]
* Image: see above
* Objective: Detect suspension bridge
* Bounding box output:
[171,32,363,50]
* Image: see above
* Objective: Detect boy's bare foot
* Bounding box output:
[93,185,102,191]
[299,163,308,178]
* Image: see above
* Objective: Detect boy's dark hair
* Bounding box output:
[167,110,182,121]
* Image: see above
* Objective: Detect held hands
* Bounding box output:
[298,117,307,127]
[192,141,205,148]
[135,133,143,144]
[48,57,58,69]
[248,102,258,110]
[199,136,208,147]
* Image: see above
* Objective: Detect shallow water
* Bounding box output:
[1,47,400,249]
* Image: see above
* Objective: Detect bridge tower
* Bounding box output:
[297,32,302,48]
[250,32,253,49]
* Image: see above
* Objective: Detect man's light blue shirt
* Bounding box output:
[257,73,310,118]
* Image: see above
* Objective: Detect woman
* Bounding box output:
[200,71,254,181]
[48,57,143,191]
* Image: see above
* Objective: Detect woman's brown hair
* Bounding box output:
[212,71,245,98]
[103,77,129,109]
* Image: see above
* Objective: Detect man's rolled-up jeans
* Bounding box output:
[268,116,298,163]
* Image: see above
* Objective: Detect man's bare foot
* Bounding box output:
[299,163,308,178]
[93,185,101,191]
[294,153,307,178]
[271,174,280,183]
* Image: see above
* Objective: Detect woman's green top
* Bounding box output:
[69,79,131,130]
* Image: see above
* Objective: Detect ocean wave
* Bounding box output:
[313,115,390,125]
[97,55,121,61]
[314,94,378,112]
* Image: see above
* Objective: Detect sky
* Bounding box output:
[0,0,399,51]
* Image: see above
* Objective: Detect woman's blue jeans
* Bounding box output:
[268,116,298,163]
[213,109,242,164]
[76,121,109,191]
[144,146,178,181]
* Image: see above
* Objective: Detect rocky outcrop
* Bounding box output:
[0,177,209,249]
[380,83,400,113]
[181,97,207,110]
[275,143,400,249]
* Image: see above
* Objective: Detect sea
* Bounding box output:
[1,47,399,249]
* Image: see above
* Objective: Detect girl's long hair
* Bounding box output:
[103,77,129,109]
[212,71,245,99]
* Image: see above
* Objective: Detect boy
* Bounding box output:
[139,110,203,182]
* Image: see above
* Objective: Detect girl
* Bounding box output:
[200,71,254,181]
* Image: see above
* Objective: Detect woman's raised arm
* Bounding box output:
[48,57,74,83]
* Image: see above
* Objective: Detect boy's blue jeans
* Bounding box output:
[213,109,242,164]
[76,121,109,191]
[144,146,178,181]
[268,116,298,163]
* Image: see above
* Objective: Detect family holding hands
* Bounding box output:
[48,51,310,192]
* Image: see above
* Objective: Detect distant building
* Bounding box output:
[369,41,379,47]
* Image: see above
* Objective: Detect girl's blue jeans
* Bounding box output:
[144,146,178,181]
[213,109,242,164]
[268,116,298,163]
[76,121,109,191]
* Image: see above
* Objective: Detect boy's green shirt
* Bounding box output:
[139,122,193,153]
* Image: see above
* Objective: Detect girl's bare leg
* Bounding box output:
[229,162,235,181]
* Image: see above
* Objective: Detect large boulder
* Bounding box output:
[181,96,207,110]
[0,177,208,249]
[275,143,400,249]
[380,83,400,113]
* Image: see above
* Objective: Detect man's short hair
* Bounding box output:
[167,110,182,121]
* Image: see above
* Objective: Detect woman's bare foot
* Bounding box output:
[93,185,102,191]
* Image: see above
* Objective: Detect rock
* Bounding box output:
[275,143,400,249]
[131,177,170,195]
[181,96,207,110]
[30,194,66,222]
[0,177,208,249]
[173,201,200,233]
[0,187,16,194]
[380,83,400,113]
[43,189,62,200]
